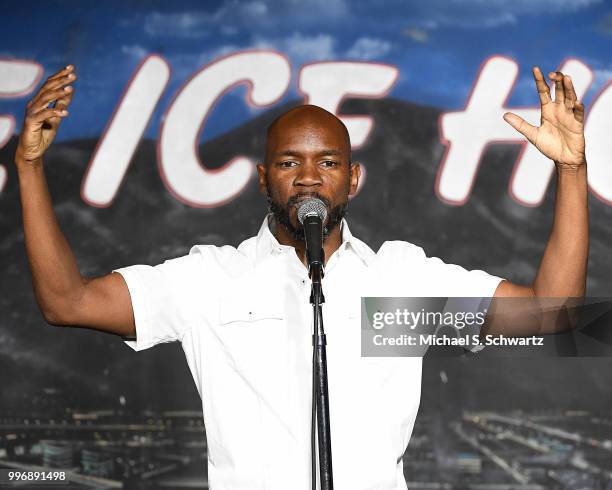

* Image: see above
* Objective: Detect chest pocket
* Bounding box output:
[218,296,286,375]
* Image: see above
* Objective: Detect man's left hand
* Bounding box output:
[503,67,586,170]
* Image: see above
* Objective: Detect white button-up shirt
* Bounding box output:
[114,215,502,490]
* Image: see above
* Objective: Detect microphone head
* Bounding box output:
[297,198,328,225]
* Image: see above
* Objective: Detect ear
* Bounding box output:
[348,162,361,196]
[256,163,268,195]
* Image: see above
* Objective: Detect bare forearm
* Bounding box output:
[486,164,588,336]
[489,68,588,336]
[533,163,589,298]
[17,157,85,321]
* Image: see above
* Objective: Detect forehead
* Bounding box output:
[267,115,349,157]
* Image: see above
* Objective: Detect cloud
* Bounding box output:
[140,0,348,39]
[129,0,600,42]
[403,28,429,43]
[354,0,602,29]
[121,44,148,60]
[254,33,337,62]
[144,12,210,38]
[596,11,612,36]
[277,0,348,16]
[221,25,239,36]
[143,1,269,38]
[253,34,391,64]
[196,44,244,65]
[345,37,392,60]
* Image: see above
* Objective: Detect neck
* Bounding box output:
[272,218,343,267]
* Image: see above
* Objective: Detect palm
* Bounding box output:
[20,119,60,160]
[504,67,586,169]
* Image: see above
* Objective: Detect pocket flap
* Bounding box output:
[219,297,284,325]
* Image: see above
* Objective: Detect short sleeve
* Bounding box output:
[421,255,504,298]
[416,247,505,353]
[113,253,202,352]
[376,241,504,355]
[376,240,505,297]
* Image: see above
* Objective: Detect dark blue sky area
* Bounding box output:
[1,0,611,143]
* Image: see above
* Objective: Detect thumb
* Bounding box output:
[503,112,537,144]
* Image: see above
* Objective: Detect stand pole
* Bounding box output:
[310,264,333,490]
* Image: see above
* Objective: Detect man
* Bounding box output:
[16,64,587,489]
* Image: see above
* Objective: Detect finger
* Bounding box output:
[28,79,73,113]
[28,101,67,119]
[29,72,76,106]
[26,108,68,126]
[573,101,585,124]
[46,72,76,92]
[503,112,537,144]
[563,75,577,110]
[55,89,74,111]
[32,73,76,104]
[549,71,565,104]
[29,86,73,113]
[532,66,551,105]
[46,64,74,83]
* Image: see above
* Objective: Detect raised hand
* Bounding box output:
[15,65,76,165]
[503,67,585,170]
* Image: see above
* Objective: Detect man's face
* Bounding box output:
[257,109,360,241]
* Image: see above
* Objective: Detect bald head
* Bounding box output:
[264,105,351,165]
[256,104,361,244]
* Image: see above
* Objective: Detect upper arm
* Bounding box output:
[493,279,534,298]
[61,272,135,337]
[488,280,579,335]
[485,280,544,336]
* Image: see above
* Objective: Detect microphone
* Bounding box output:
[297,198,327,279]
[298,198,332,488]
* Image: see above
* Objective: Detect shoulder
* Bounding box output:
[376,240,427,262]
[189,239,253,276]
[374,240,503,296]
[377,239,489,274]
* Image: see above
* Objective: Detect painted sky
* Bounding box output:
[1,0,611,142]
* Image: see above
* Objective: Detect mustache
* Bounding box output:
[287,192,331,210]
[265,189,348,242]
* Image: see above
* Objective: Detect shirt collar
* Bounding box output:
[255,214,375,266]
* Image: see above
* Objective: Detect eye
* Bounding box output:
[279,160,298,168]
[320,160,338,168]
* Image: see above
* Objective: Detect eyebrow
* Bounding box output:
[274,149,343,158]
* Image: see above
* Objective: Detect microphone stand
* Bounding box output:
[310,259,333,490]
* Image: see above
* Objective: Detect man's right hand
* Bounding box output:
[15,65,76,166]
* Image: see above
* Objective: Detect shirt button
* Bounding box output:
[300,279,306,285]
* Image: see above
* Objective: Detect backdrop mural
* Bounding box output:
[1,1,612,488]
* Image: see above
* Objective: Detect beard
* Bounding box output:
[266,187,348,242]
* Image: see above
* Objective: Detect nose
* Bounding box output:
[294,160,322,188]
